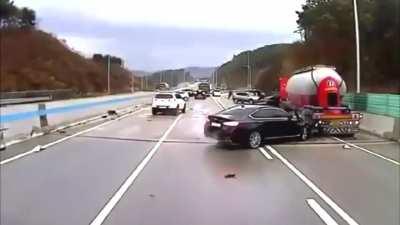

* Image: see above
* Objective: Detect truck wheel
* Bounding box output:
[152,108,157,115]
[249,99,254,105]
[174,106,179,116]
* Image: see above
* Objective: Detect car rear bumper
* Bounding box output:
[204,121,240,142]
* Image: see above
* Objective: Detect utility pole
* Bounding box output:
[133,74,135,93]
[353,0,361,93]
[215,68,218,88]
[247,51,251,89]
[107,55,111,94]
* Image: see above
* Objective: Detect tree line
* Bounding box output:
[0,0,36,28]
[217,0,399,93]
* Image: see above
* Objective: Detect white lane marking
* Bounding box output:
[0,108,146,165]
[332,137,399,166]
[211,97,225,110]
[258,147,273,160]
[307,199,339,225]
[90,114,183,225]
[267,145,359,225]
[0,145,42,165]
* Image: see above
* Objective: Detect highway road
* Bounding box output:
[1,96,399,225]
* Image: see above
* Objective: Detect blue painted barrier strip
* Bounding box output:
[0,95,150,123]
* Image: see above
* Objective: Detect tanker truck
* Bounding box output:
[279,65,362,136]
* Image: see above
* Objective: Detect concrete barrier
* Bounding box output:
[359,112,400,141]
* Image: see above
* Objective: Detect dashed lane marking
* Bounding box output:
[307,199,339,225]
[89,114,183,225]
[267,145,359,225]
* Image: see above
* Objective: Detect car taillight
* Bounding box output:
[223,121,239,127]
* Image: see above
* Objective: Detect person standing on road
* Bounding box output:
[228,90,233,99]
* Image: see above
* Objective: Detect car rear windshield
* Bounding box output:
[155,94,173,99]
[236,92,248,96]
[220,106,255,119]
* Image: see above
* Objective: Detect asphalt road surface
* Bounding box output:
[1,96,399,225]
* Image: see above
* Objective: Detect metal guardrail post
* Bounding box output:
[38,103,48,128]
[0,128,7,151]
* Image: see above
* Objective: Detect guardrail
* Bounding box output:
[0,89,76,101]
[0,95,150,123]
[343,93,400,118]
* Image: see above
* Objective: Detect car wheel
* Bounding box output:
[300,126,309,141]
[152,108,157,115]
[182,104,186,113]
[248,131,262,149]
[174,106,179,115]
[249,99,254,105]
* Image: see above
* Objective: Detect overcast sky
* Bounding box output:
[16,0,304,71]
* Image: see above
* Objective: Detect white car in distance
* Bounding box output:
[212,89,221,97]
[176,91,189,101]
[152,92,187,115]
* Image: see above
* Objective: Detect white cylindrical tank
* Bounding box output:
[287,67,347,96]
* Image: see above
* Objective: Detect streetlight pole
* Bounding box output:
[132,74,135,93]
[353,0,361,93]
[215,68,218,88]
[107,55,111,94]
[247,51,251,89]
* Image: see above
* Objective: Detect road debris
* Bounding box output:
[224,173,236,179]
[342,144,351,149]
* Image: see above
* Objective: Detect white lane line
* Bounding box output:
[0,108,146,166]
[0,145,43,165]
[89,114,183,225]
[258,147,273,160]
[211,97,225,110]
[307,199,339,225]
[267,145,359,225]
[332,137,399,166]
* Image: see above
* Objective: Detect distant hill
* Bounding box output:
[132,70,152,77]
[184,67,215,78]
[1,28,138,94]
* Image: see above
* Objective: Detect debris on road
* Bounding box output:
[224,173,236,179]
[57,130,66,134]
[148,194,155,198]
[107,110,118,116]
[342,144,351,149]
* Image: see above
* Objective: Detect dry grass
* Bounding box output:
[1,28,135,93]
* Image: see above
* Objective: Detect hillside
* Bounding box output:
[184,67,215,79]
[217,0,399,93]
[1,28,136,94]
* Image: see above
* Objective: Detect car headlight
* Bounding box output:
[223,121,239,126]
